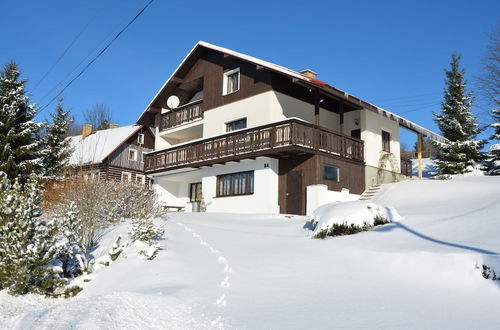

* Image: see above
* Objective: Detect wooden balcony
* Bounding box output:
[160,100,203,131]
[146,119,364,173]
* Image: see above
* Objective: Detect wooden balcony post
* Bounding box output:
[417,133,423,179]
[339,102,345,135]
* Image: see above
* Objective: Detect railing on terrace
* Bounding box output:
[160,99,203,131]
[400,158,413,178]
[146,119,364,172]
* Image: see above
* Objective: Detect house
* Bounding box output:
[68,124,155,185]
[136,41,446,215]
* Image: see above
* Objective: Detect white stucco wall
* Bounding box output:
[203,92,275,138]
[151,157,280,214]
[360,109,401,187]
[202,91,341,138]
[201,157,280,214]
[306,184,360,216]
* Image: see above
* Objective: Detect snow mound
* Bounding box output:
[311,201,402,236]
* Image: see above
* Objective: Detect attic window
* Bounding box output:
[129,149,138,161]
[138,133,144,145]
[223,68,240,95]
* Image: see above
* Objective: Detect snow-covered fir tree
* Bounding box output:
[487,107,500,166]
[42,99,73,178]
[0,61,45,182]
[433,54,485,175]
[0,173,65,295]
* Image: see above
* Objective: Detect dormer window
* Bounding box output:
[223,68,240,95]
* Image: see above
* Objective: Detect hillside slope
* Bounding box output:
[3,176,500,329]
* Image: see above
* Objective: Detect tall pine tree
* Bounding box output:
[0,61,45,182]
[488,107,500,166]
[42,99,73,178]
[433,54,484,176]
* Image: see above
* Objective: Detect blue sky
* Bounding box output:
[1,0,498,148]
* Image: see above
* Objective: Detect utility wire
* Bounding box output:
[37,1,146,105]
[31,1,107,93]
[39,0,155,113]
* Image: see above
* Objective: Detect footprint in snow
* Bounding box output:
[200,240,208,247]
[216,293,227,307]
[210,315,223,327]
[210,247,220,255]
[224,265,233,274]
[192,232,200,238]
[220,276,230,288]
[217,256,227,265]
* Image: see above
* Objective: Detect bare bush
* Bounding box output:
[51,174,161,265]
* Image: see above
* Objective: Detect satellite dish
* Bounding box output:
[167,95,180,109]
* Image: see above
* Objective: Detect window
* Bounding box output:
[129,149,138,161]
[323,165,339,182]
[136,174,145,185]
[350,129,361,140]
[138,133,145,145]
[216,171,254,197]
[223,68,240,95]
[190,182,202,202]
[382,130,391,152]
[226,118,247,132]
[121,171,132,182]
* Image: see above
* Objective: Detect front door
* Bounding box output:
[189,182,202,212]
[286,171,303,215]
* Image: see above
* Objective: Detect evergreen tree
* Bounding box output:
[433,54,485,175]
[0,173,65,295]
[0,61,45,182]
[487,107,500,166]
[42,99,73,178]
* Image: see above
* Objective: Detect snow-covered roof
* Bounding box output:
[138,41,447,142]
[68,125,142,165]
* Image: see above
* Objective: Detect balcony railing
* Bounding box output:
[160,100,203,131]
[400,158,413,178]
[146,119,364,172]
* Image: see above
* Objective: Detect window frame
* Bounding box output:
[382,130,391,152]
[223,67,240,95]
[216,170,254,197]
[138,133,145,145]
[225,117,247,132]
[129,148,138,161]
[189,182,203,202]
[322,165,340,182]
[121,171,132,182]
[136,174,146,185]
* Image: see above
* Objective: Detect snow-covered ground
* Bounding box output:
[2,176,500,329]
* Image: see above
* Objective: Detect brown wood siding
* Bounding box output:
[104,165,151,186]
[126,128,155,149]
[176,49,273,112]
[279,154,364,215]
[107,143,152,171]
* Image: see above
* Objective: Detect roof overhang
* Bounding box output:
[136,41,447,143]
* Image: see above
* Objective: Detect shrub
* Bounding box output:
[51,175,162,266]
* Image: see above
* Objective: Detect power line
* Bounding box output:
[39,0,155,114]
[371,91,442,103]
[37,1,146,105]
[31,1,107,93]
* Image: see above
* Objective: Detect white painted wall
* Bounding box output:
[306,184,360,216]
[201,157,280,214]
[151,157,280,214]
[203,91,340,138]
[360,109,401,187]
